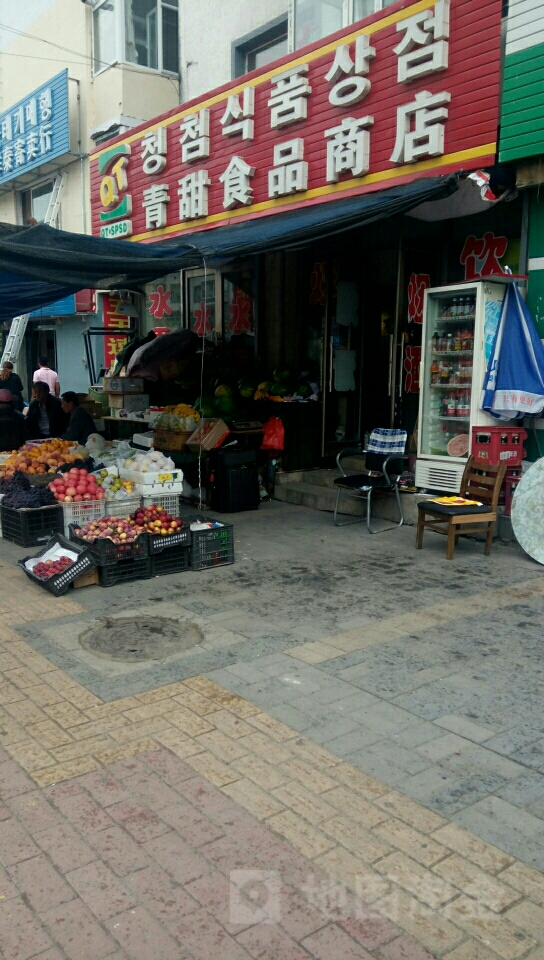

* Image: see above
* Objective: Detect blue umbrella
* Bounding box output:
[481,282,544,420]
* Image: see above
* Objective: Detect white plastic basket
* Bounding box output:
[104,496,141,518]
[120,467,183,486]
[62,499,105,537]
[134,481,183,496]
[141,494,181,517]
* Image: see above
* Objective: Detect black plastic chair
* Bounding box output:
[333,430,408,533]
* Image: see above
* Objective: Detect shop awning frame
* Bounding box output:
[0,173,459,322]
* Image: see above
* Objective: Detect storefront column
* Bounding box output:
[526,189,544,459]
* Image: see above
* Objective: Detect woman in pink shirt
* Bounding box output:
[33,357,60,397]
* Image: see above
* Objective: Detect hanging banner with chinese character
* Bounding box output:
[404,345,422,393]
[102,295,132,369]
[0,71,70,186]
[90,0,501,243]
[407,273,430,324]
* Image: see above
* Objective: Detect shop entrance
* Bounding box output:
[26,325,57,395]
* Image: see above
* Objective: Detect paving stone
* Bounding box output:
[66,859,139,920]
[6,789,63,834]
[144,830,211,884]
[302,922,376,959]
[433,716,496,742]
[173,906,254,960]
[89,825,150,877]
[0,758,35,798]
[34,822,97,874]
[105,904,186,960]
[41,897,119,960]
[442,896,536,960]
[159,802,225,845]
[0,894,53,959]
[0,817,40,865]
[375,935,436,960]
[126,863,199,923]
[434,854,521,912]
[236,921,312,960]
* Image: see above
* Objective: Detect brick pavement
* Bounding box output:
[1,562,544,959]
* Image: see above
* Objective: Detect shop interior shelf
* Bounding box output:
[430,383,473,389]
[431,351,473,357]
[437,316,475,323]
[437,416,470,421]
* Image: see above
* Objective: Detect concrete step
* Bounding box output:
[274,478,421,524]
[276,464,364,490]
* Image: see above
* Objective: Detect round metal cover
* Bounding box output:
[511,459,544,564]
[79,616,203,661]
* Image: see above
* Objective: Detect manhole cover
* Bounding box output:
[79,616,204,662]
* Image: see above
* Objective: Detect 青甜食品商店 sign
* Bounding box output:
[90,0,501,243]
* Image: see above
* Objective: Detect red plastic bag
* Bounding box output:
[261,416,285,451]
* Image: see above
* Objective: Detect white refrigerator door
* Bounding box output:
[470,281,507,430]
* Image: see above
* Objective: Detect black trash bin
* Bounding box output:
[210,448,260,512]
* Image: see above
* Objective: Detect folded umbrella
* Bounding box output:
[481,282,544,420]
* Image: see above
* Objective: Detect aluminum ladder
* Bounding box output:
[1,172,67,365]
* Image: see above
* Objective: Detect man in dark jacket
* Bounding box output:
[26,382,68,440]
[61,392,96,445]
[0,389,26,451]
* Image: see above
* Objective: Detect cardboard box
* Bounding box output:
[103,377,144,394]
[153,429,192,452]
[77,394,103,419]
[109,394,149,412]
[186,419,230,452]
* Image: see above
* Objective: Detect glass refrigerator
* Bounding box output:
[415,280,508,493]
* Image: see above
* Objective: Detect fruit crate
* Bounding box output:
[1,503,63,547]
[69,524,148,564]
[142,494,180,516]
[150,543,190,576]
[471,426,528,467]
[147,523,191,555]
[62,499,105,537]
[98,556,152,587]
[184,514,235,571]
[104,496,142,518]
[18,534,97,597]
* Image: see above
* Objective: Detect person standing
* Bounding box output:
[26,382,67,439]
[60,392,96,445]
[0,362,24,411]
[33,356,60,397]
[0,389,26,451]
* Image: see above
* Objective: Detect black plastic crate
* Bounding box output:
[184,515,235,571]
[98,556,152,588]
[147,524,191,555]
[1,503,63,547]
[151,543,190,577]
[69,524,148,565]
[18,534,97,597]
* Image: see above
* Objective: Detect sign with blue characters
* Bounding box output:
[0,70,70,185]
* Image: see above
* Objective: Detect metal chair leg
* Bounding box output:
[333,488,365,526]
[367,482,404,534]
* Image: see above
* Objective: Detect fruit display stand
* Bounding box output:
[1,503,63,547]
[69,524,149,564]
[105,496,141,518]
[19,534,97,597]
[98,556,152,588]
[141,494,181,516]
[62,500,105,538]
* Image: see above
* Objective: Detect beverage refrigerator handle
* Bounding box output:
[398,339,404,397]
[388,334,393,397]
[328,334,334,393]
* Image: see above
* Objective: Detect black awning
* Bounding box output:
[0,174,458,322]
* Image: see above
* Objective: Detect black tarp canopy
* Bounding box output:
[0,174,458,321]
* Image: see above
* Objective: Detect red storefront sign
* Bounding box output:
[460,232,508,280]
[90,0,501,244]
[102,295,132,368]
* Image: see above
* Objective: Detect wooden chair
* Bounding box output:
[416,456,507,560]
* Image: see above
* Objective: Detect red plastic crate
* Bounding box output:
[471,426,527,467]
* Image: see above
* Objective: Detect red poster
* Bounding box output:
[90,0,501,244]
[102,295,132,369]
[404,345,421,393]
